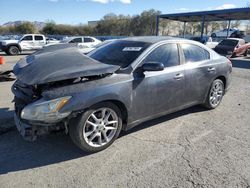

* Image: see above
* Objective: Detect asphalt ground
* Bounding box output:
[0,51,250,188]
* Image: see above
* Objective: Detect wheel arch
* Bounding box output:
[203,75,227,104]
[99,100,128,128]
[215,75,226,89]
[7,43,22,51]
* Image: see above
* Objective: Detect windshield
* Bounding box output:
[219,39,238,47]
[89,40,151,68]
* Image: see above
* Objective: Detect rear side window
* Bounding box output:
[84,37,94,43]
[181,44,210,63]
[35,35,43,41]
[143,43,179,67]
[21,36,33,41]
[69,38,82,43]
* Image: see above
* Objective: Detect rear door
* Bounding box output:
[180,43,215,104]
[34,35,45,49]
[132,43,186,119]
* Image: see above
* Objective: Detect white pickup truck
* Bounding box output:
[0,34,47,55]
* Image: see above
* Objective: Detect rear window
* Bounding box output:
[89,40,151,68]
[181,44,210,63]
[84,37,94,43]
[219,39,238,47]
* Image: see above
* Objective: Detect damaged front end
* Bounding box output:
[12,80,72,141]
[12,45,120,141]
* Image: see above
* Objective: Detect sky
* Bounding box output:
[0,0,249,25]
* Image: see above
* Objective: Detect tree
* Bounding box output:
[15,22,37,34]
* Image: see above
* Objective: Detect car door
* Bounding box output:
[19,35,34,50]
[33,35,45,49]
[132,43,186,120]
[180,43,215,104]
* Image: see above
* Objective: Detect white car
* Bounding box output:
[46,37,60,45]
[60,36,101,48]
[78,39,116,54]
[211,28,238,38]
[0,34,46,55]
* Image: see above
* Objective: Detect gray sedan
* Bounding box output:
[12,36,232,152]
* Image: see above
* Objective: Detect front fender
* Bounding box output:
[7,43,22,51]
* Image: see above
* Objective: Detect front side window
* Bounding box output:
[69,38,82,43]
[181,44,210,63]
[21,36,33,41]
[143,43,179,67]
[89,40,151,68]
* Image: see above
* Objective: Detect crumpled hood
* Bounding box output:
[13,45,120,85]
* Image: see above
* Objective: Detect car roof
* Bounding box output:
[120,36,185,44]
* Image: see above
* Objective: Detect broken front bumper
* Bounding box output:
[14,111,65,141]
[14,112,37,141]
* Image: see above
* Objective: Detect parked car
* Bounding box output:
[46,37,60,45]
[190,36,218,49]
[214,38,248,58]
[12,36,232,153]
[211,28,245,38]
[61,36,101,47]
[79,39,116,54]
[0,34,47,55]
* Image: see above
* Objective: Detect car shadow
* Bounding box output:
[0,105,207,175]
[231,57,250,69]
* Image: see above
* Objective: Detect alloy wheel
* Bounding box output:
[209,81,223,107]
[83,107,118,147]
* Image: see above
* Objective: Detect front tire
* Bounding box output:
[69,102,123,153]
[203,79,224,109]
[7,46,20,55]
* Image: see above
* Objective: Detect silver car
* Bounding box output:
[12,36,232,152]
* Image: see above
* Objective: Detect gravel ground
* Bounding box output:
[0,53,250,188]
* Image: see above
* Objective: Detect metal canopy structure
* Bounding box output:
[156,7,250,38]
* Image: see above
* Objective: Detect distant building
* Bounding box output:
[88,20,99,26]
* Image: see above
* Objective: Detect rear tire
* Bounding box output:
[69,102,123,153]
[203,79,224,110]
[7,46,20,55]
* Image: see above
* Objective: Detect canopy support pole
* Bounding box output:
[183,21,187,38]
[156,16,159,36]
[200,16,205,39]
[227,20,231,38]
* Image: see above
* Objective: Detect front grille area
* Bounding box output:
[11,80,39,116]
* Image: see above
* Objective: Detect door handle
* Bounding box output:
[174,73,184,80]
[207,67,215,72]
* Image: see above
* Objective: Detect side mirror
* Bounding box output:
[142,62,164,72]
